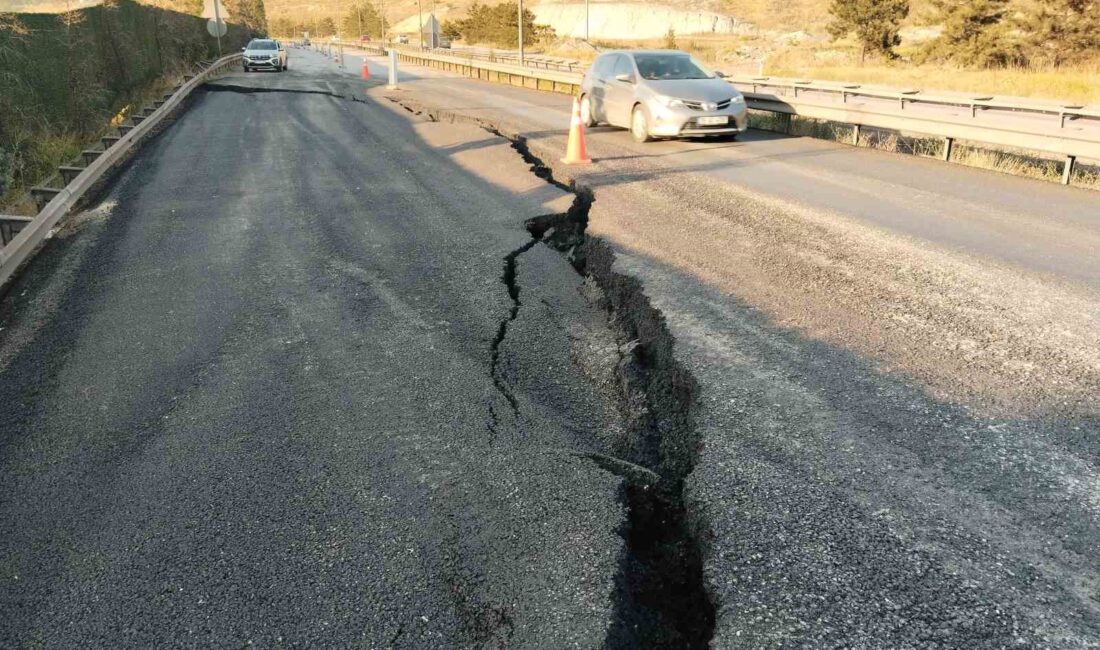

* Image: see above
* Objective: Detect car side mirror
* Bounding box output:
[614,73,633,83]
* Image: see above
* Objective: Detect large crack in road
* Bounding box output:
[487,131,716,647]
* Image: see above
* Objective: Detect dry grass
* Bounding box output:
[764,58,1100,105]
[1,74,183,215]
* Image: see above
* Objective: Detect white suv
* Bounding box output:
[242,39,287,72]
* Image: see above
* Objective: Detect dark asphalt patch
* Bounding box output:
[0,63,630,647]
[203,83,345,97]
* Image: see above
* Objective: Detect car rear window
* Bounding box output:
[633,54,713,80]
[248,41,277,50]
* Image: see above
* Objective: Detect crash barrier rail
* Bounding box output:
[334,40,582,72]
[0,54,242,289]
[338,44,1098,185]
[337,42,584,95]
[731,76,1100,183]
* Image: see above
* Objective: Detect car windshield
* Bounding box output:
[633,54,713,80]
[248,41,277,50]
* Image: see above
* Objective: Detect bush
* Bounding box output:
[445,3,554,48]
[827,0,909,61]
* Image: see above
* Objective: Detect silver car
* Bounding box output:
[579,50,747,142]
[242,39,288,72]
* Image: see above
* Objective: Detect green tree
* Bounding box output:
[224,0,268,36]
[316,16,336,37]
[446,2,553,48]
[269,16,294,37]
[441,19,462,40]
[341,3,386,39]
[918,0,1020,67]
[827,0,909,61]
[1013,0,1098,66]
[663,27,677,49]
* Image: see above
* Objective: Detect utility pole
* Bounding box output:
[380,0,387,41]
[357,4,363,39]
[585,0,589,41]
[212,0,223,56]
[417,0,423,49]
[517,0,524,65]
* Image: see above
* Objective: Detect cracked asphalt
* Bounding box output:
[0,57,636,647]
[340,48,1099,647]
[0,47,1096,649]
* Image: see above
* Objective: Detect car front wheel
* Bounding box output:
[580,95,596,128]
[631,105,652,143]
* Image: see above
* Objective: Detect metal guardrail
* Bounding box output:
[735,77,1100,123]
[0,54,242,289]
[336,40,582,72]
[426,46,583,72]
[340,44,1098,185]
[733,76,1099,183]
[336,43,584,95]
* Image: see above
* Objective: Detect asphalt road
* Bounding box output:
[345,47,1100,286]
[337,48,1100,647]
[0,58,639,647]
[0,49,1096,649]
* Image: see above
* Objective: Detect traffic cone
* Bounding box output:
[561,97,593,165]
[361,60,371,80]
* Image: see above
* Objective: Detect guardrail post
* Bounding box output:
[852,124,860,145]
[387,49,398,90]
[1061,155,1076,185]
[778,113,792,134]
[942,137,954,162]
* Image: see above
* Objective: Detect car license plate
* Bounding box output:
[698,116,728,126]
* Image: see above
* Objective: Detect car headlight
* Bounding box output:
[656,96,685,108]
[730,95,745,104]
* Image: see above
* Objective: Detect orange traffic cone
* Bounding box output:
[561,97,593,165]
[362,60,371,80]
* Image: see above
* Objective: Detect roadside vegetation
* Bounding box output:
[0,0,260,212]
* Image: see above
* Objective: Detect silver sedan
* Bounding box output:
[579,50,748,142]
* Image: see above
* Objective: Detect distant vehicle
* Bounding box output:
[438,37,451,48]
[242,39,288,72]
[396,34,410,44]
[579,50,747,142]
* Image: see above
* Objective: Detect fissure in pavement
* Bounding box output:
[487,237,540,437]
[490,131,715,648]
[201,84,369,103]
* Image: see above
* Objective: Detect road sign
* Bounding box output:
[207,19,227,37]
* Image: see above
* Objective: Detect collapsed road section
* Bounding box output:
[493,135,715,647]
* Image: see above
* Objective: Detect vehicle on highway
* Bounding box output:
[438,37,452,48]
[242,39,288,72]
[579,50,747,142]
[397,34,410,44]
